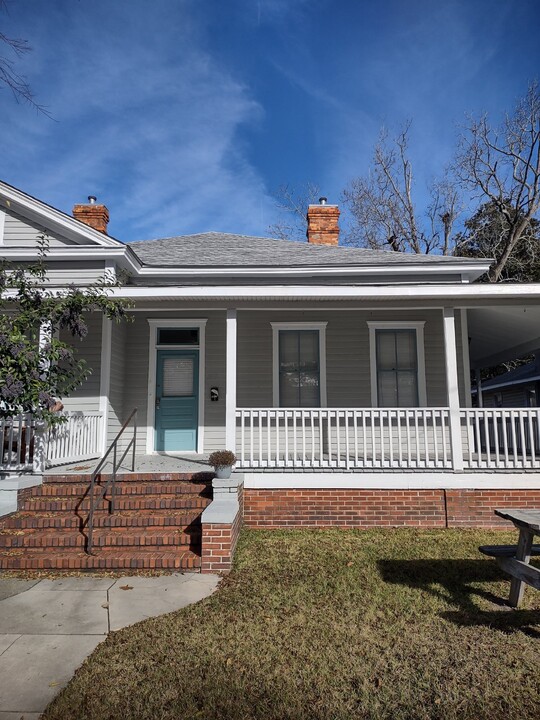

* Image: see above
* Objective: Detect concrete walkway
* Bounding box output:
[0,573,220,719]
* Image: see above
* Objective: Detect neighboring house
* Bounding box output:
[473,357,540,408]
[1,179,540,572]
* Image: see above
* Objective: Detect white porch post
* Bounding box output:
[33,321,54,473]
[225,309,237,453]
[443,308,464,471]
[99,316,112,453]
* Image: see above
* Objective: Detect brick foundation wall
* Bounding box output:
[201,485,244,574]
[243,488,540,529]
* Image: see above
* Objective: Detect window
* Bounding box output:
[157,327,199,345]
[368,322,426,407]
[272,323,327,407]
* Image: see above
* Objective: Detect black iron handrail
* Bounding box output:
[86,408,137,554]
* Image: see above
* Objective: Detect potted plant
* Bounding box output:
[208,449,237,479]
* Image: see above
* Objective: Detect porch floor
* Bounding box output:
[44,453,213,475]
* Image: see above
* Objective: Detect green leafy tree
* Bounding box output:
[0,236,130,424]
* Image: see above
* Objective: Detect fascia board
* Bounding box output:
[0,246,141,274]
[0,181,122,248]
[135,262,491,279]
[108,283,540,302]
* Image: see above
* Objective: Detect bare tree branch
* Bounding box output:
[268,183,321,241]
[0,1,51,116]
[455,82,540,280]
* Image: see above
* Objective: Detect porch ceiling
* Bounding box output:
[468,306,540,368]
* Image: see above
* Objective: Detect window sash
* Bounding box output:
[279,330,320,407]
[376,329,419,407]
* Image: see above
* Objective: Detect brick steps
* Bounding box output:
[20,494,209,513]
[0,548,202,571]
[0,473,213,572]
[45,472,214,484]
[3,509,203,530]
[37,482,211,497]
[0,528,200,549]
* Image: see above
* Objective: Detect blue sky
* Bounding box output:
[1,0,539,243]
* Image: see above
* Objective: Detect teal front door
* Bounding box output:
[155,350,199,451]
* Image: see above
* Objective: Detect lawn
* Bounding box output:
[44,528,540,720]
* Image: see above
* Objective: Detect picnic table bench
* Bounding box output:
[479,509,540,608]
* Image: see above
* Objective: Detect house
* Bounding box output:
[1,179,540,572]
[473,356,540,408]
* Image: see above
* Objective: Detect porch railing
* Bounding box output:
[46,411,104,467]
[0,414,36,472]
[236,408,452,470]
[461,408,540,470]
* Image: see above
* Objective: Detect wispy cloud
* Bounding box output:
[0,1,278,240]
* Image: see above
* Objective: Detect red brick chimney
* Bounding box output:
[306,197,340,245]
[72,196,109,234]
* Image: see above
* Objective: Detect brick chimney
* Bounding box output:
[72,196,109,234]
[306,197,340,245]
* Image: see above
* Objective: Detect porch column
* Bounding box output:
[99,316,112,453]
[225,309,237,452]
[33,322,53,473]
[443,308,464,471]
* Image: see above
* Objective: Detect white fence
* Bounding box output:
[46,411,104,467]
[0,414,36,472]
[236,408,452,470]
[461,408,540,470]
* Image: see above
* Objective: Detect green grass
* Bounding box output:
[44,528,540,720]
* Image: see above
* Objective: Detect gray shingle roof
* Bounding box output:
[128,232,485,268]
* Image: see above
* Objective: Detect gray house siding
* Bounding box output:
[59,313,102,413]
[237,308,462,409]
[2,207,91,246]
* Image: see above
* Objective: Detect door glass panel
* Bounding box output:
[162,357,194,396]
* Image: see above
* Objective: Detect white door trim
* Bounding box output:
[146,319,207,454]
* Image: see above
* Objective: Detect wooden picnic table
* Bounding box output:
[479,509,540,608]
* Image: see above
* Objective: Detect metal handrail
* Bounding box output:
[86,408,137,554]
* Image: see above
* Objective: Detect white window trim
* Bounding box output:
[367,321,427,407]
[146,319,207,454]
[271,322,327,408]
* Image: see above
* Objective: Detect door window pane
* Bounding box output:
[376,330,419,407]
[279,330,320,407]
[162,357,194,396]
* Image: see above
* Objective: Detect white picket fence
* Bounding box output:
[236,408,452,470]
[46,411,104,466]
[461,408,540,470]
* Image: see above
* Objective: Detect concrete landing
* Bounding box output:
[0,573,220,716]
[44,453,213,475]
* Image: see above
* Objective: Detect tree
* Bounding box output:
[455,200,540,282]
[0,237,130,425]
[268,183,321,241]
[0,1,48,115]
[342,124,460,254]
[455,82,540,282]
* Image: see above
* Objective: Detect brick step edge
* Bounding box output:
[20,497,211,512]
[0,529,201,549]
[45,472,214,484]
[3,511,203,530]
[0,550,202,571]
[36,484,212,498]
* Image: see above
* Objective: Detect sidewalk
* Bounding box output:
[0,573,220,719]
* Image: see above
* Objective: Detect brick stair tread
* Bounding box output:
[38,482,211,497]
[0,548,202,570]
[3,510,203,530]
[45,472,214,484]
[0,527,201,549]
[20,496,211,512]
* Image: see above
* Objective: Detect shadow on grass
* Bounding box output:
[378,558,540,635]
